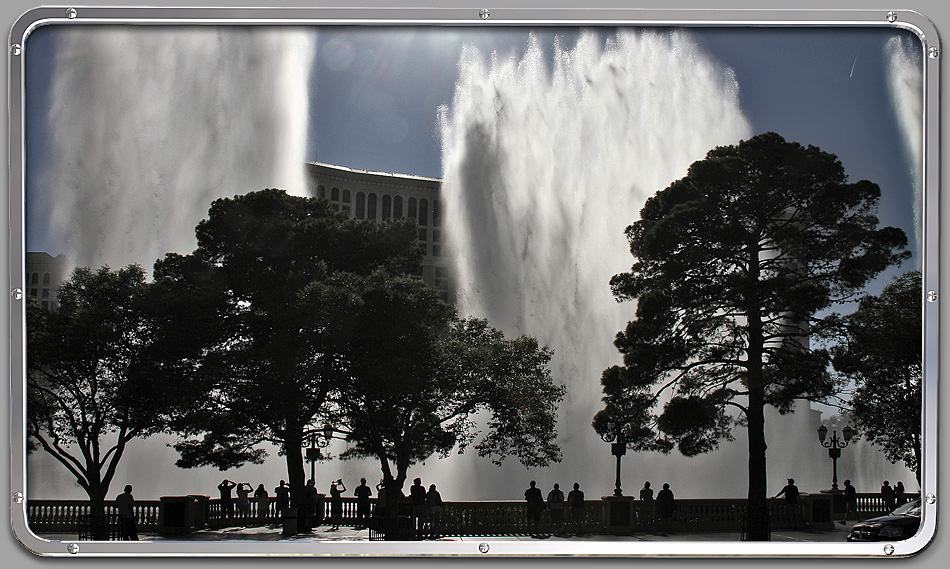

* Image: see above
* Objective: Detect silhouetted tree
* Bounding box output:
[599,132,909,540]
[337,272,564,507]
[154,189,421,525]
[26,265,162,539]
[832,270,921,484]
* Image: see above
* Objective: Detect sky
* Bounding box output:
[21,23,923,500]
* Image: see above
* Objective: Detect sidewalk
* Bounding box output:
[37,522,855,543]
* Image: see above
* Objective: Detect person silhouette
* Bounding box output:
[881,480,896,512]
[656,483,675,532]
[839,479,857,524]
[354,477,372,529]
[426,484,444,538]
[254,483,269,523]
[114,484,138,541]
[547,483,565,532]
[567,482,585,534]
[895,481,907,507]
[274,480,290,517]
[639,481,655,522]
[235,482,252,520]
[329,479,346,530]
[409,477,427,537]
[217,479,237,521]
[524,480,543,532]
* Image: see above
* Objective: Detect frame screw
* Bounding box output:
[886,11,898,23]
[478,542,490,553]
[11,288,23,300]
[67,543,80,554]
[12,492,24,504]
[926,493,936,504]
[66,8,78,19]
[479,9,490,20]
[11,43,22,56]
[927,290,937,302]
[883,544,895,555]
[929,47,939,59]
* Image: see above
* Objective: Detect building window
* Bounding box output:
[408,197,417,221]
[331,187,340,201]
[367,193,378,221]
[418,229,427,242]
[30,289,37,297]
[419,199,429,226]
[42,301,49,309]
[433,199,442,227]
[342,190,351,203]
[31,273,38,284]
[436,267,449,279]
[432,245,442,257]
[433,230,442,243]
[332,204,340,211]
[317,185,326,199]
[393,195,403,218]
[355,192,366,219]
[42,289,50,298]
[342,206,351,216]
[43,273,51,284]
[382,195,392,220]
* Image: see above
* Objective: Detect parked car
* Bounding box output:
[847,499,921,541]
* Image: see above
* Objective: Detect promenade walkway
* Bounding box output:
[36,522,856,543]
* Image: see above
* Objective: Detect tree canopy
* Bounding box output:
[153,189,422,517]
[832,270,921,484]
[337,272,564,495]
[27,264,162,537]
[599,132,909,539]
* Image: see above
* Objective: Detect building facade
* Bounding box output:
[25,252,71,311]
[305,161,453,303]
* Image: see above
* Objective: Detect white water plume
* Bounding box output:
[884,35,924,257]
[438,29,757,498]
[45,27,313,271]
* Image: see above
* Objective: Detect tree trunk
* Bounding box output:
[88,487,110,540]
[283,431,307,533]
[746,297,770,541]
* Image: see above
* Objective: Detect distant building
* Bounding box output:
[305,161,453,303]
[25,252,71,311]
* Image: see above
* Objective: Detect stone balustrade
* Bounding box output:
[27,493,916,538]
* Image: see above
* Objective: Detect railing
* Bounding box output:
[28,493,916,538]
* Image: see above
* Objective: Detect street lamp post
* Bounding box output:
[304,424,336,483]
[817,424,854,491]
[600,410,628,497]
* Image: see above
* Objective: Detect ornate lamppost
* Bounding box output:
[817,424,854,491]
[305,424,336,483]
[600,410,627,497]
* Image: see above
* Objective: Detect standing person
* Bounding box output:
[305,479,321,530]
[375,480,387,518]
[354,477,373,529]
[773,478,801,529]
[409,477,427,537]
[235,482,252,521]
[274,480,290,517]
[839,479,857,525]
[426,484,444,538]
[895,481,907,507]
[567,482,585,534]
[547,483,565,533]
[639,481,655,523]
[329,479,346,530]
[114,484,138,541]
[656,483,675,532]
[254,483,269,524]
[881,480,896,512]
[217,479,237,522]
[524,480,544,532]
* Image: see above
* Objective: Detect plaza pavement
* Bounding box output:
[37,521,856,543]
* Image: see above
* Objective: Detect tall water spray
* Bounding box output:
[438,30,756,498]
[45,27,313,271]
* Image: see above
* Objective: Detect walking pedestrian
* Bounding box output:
[114,484,138,541]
